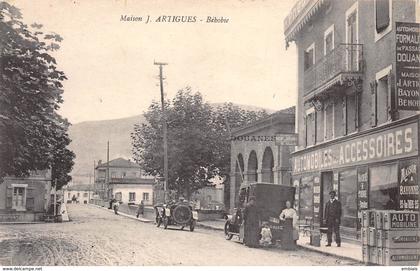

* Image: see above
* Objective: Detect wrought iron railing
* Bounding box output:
[304,43,363,95]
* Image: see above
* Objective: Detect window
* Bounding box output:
[12,186,26,210]
[375,0,391,34]
[305,107,316,146]
[122,172,126,177]
[111,172,116,178]
[375,65,394,126]
[77,192,80,197]
[324,25,334,55]
[345,94,357,134]
[324,100,334,140]
[304,43,315,71]
[83,193,88,197]
[339,170,357,228]
[299,177,314,220]
[129,192,136,201]
[369,164,398,210]
[68,192,71,198]
[143,192,149,201]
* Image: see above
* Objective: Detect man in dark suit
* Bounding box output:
[324,191,342,247]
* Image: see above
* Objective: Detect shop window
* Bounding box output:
[129,192,136,201]
[339,170,358,228]
[304,43,315,71]
[299,177,314,220]
[369,164,398,210]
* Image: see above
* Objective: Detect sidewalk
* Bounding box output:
[196,219,363,263]
[89,203,154,223]
[297,234,363,263]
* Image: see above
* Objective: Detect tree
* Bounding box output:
[0,2,74,188]
[132,88,216,199]
[132,88,269,201]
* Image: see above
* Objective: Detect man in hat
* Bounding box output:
[243,196,260,248]
[324,191,342,247]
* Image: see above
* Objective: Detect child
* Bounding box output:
[259,222,272,246]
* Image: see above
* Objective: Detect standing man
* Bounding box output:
[243,196,259,248]
[136,200,145,218]
[324,191,342,247]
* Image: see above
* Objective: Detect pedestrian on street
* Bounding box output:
[136,200,144,218]
[113,200,120,215]
[324,191,342,247]
[279,200,299,244]
[243,196,259,248]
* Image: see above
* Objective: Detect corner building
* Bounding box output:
[284,0,420,241]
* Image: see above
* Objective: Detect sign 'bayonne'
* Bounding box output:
[293,122,418,174]
[395,22,420,111]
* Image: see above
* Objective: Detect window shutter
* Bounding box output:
[376,0,390,33]
[6,186,13,209]
[388,71,397,121]
[342,96,347,135]
[370,81,378,127]
[26,187,35,210]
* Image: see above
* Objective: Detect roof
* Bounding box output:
[65,184,94,191]
[109,177,155,185]
[96,158,141,169]
[231,106,295,136]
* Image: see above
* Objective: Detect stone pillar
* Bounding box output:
[256,169,262,183]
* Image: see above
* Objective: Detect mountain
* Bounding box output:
[68,103,276,184]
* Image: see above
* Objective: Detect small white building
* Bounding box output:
[63,184,94,204]
[111,179,154,206]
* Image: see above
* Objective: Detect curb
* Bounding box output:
[88,203,154,223]
[297,244,364,264]
[196,223,224,231]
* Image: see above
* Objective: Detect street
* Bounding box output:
[0,204,360,266]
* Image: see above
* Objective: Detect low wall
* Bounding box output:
[0,211,45,222]
[196,210,225,221]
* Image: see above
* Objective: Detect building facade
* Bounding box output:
[0,170,52,222]
[229,108,295,209]
[63,184,94,204]
[284,0,419,240]
[94,157,154,205]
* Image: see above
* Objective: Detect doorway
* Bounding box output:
[320,171,334,226]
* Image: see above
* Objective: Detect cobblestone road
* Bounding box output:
[0,204,360,266]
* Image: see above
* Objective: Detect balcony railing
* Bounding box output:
[304,44,364,96]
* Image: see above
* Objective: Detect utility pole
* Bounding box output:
[154,61,168,202]
[106,141,110,201]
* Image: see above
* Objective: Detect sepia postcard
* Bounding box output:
[0,0,419,269]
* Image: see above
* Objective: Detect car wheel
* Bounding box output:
[163,217,168,229]
[224,221,233,240]
[190,220,196,232]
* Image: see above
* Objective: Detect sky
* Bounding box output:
[9,0,298,124]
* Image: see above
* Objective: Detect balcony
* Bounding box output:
[304,44,364,99]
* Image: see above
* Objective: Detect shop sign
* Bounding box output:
[390,212,418,229]
[395,22,420,111]
[357,167,369,229]
[390,255,419,261]
[399,160,419,210]
[392,236,420,243]
[313,176,321,222]
[292,122,418,174]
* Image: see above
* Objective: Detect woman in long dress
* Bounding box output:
[279,200,299,243]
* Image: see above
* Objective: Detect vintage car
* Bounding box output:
[224,182,295,246]
[154,201,198,231]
